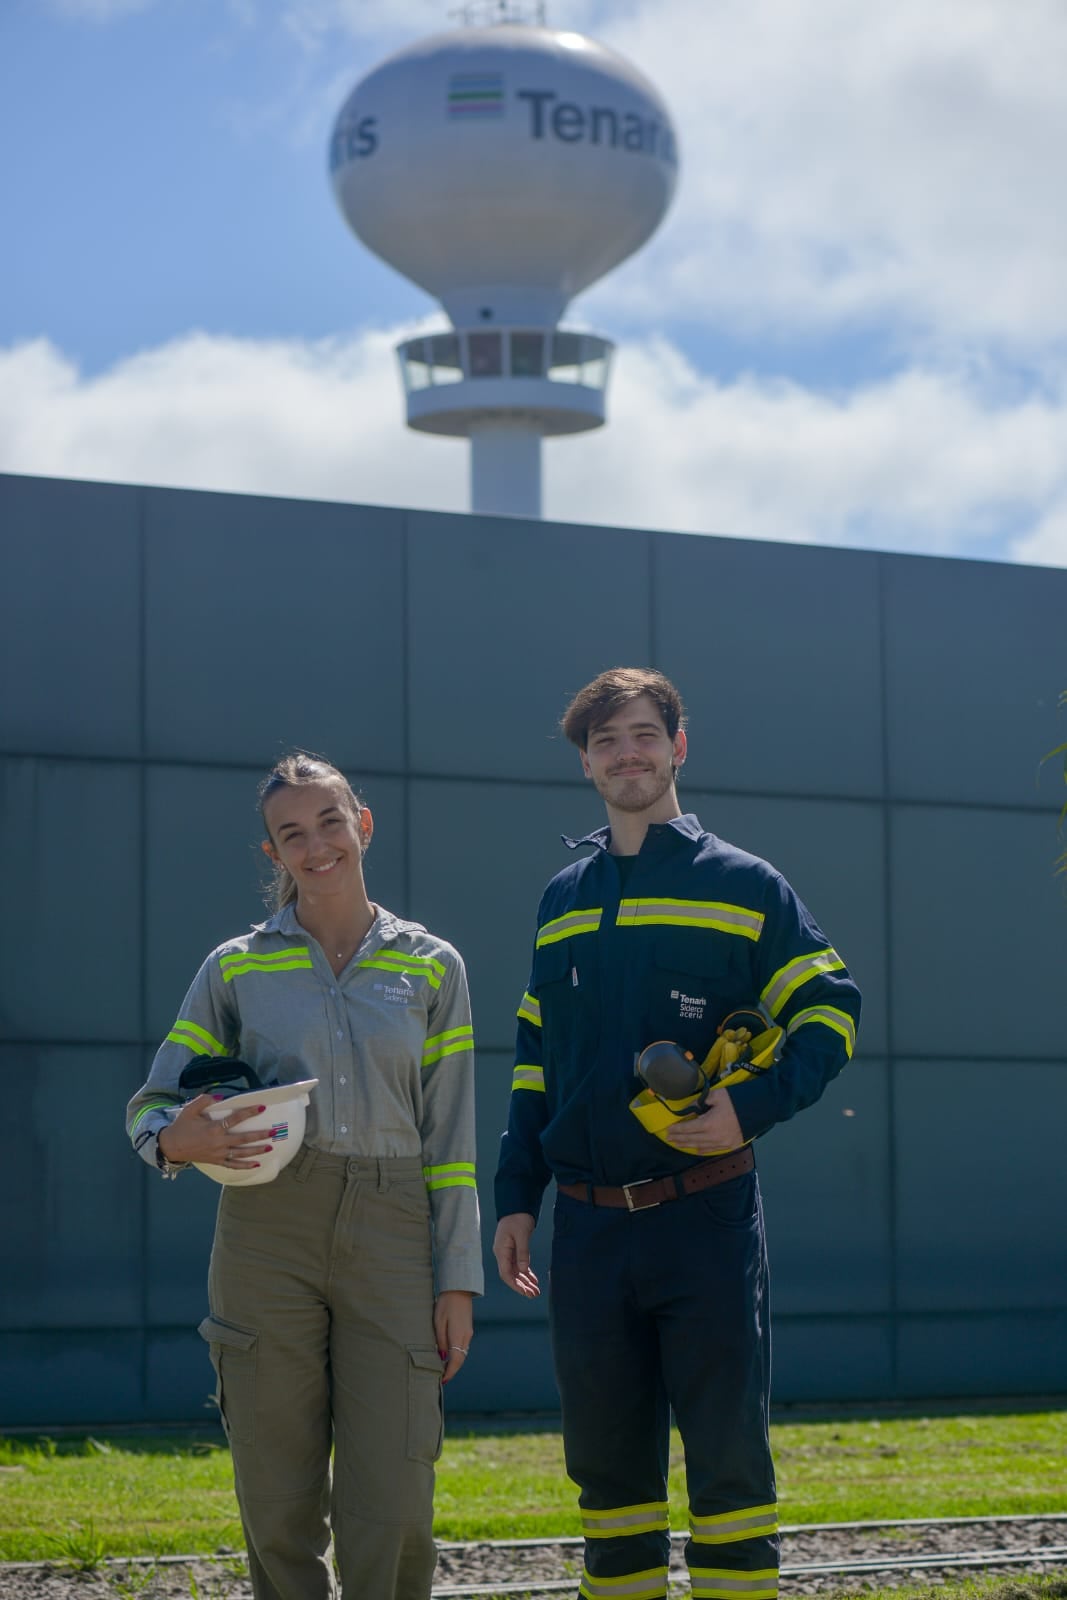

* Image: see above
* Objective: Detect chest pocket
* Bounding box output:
[644,930,747,1058]
[532,937,600,1068]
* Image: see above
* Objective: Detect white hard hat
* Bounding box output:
[195,1079,319,1187]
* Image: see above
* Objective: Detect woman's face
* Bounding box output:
[262,780,371,903]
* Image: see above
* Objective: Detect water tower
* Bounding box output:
[329,3,679,518]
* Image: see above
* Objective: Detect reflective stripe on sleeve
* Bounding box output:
[536,908,604,947]
[219,947,313,982]
[165,1018,227,1055]
[423,1162,477,1191]
[579,1566,670,1599]
[786,1004,856,1057]
[511,1064,545,1093]
[517,992,542,1027]
[690,1568,779,1599]
[130,1096,181,1135]
[760,950,845,1016]
[581,1502,669,1538]
[689,1505,779,1544]
[421,1025,475,1067]
[616,899,764,940]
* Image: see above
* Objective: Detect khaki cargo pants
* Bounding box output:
[199,1148,444,1600]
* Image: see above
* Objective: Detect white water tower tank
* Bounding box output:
[330,11,679,518]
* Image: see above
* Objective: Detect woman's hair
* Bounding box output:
[258,751,365,913]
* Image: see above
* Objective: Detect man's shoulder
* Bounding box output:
[688,829,781,892]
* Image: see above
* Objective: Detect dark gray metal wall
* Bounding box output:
[2,469,1065,1426]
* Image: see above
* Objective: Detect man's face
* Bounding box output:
[579,694,687,815]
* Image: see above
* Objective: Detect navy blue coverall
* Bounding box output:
[495,815,861,1600]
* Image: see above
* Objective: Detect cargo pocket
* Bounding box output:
[405,1347,444,1466]
[198,1315,258,1448]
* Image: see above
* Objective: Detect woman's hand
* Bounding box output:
[157,1094,275,1171]
[433,1290,474,1384]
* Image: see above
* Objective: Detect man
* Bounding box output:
[493,667,861,1600]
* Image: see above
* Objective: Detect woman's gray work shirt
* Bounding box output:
[126,903,483,1294]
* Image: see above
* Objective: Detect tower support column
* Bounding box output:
[469,421,542,519]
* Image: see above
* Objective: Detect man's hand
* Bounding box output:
[493,1213,540,1298]
[663,1087,744,1154]
[434,1290,474,1384]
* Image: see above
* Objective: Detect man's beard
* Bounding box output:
[594,764,675,814]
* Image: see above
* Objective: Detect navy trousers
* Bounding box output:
[549,1169,779,1600]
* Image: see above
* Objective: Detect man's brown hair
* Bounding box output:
[561,667,686,749]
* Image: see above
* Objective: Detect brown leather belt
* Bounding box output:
[558,1145,754,1212]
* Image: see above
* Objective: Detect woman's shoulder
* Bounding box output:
[376,907,464,969]
[201,911,299,967]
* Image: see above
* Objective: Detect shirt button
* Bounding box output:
[340,1125,348,1134]
[336,1029,343,1039]
[329,987,336,996]
[339,1075,347,1085]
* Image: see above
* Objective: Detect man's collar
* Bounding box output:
[562,812,704,852]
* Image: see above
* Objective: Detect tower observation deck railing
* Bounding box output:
[398,330,612,394]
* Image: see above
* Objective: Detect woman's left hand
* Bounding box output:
[434,1290,474,1384]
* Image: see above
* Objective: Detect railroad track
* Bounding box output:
[429,1514,1067,1598]
[1,1513,1064,1598]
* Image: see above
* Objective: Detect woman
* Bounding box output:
[126,752,482,1600]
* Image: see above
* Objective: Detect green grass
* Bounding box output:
[0,1408,1064,1562]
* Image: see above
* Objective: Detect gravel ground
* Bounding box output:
[2,1518,1066,1599]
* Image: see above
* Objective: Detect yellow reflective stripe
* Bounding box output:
[616,899,764,940]
[536,908,603,947]
[786,1004,856,1058]
[422,1162,477,1191]
[357,954,444,989]
[689,1505,779,1544]
[220,948,313,982]
[421,1026,474,1067]
[579,1567,669,1599]
[690,1568,779,1598]
[166,1018,227,1054]
[517,991,542,1027]
[130,1097,180,1134]
[761,950,845,1016]
[219,946,310,971]
[581,1502,669,1537]
[512,1064,545,1093]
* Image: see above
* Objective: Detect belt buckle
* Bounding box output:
[622,1178,659,1212]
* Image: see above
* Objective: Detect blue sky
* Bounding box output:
[3,0,1066,563]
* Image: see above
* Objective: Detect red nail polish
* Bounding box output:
[258,1105,266,1113]
[212,1094,225,1101]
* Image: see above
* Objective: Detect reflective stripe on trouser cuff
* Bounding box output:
[581,1502,670,1538]
[689,1505,779,1544]
[579,1567,669,1598]
[690,1568,779,1599]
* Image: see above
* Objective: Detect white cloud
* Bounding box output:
[0,332,465,514]
[581,0,1067,358]
[3,328,1066,567]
